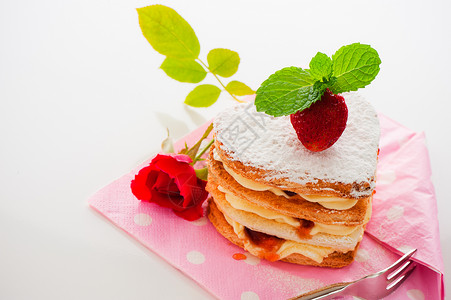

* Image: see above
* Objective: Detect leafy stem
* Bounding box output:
[137,5,254,108]
[196,59,244,103]
[192,138,214,164]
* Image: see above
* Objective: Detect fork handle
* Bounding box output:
[289,281,353,300]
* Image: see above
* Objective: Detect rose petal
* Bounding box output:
[131,165,158,201]
[131,153,209,222]
[154,155,197,179]
[154,156,199,207]
[149,189,184,210]
[195,178,209,204]
[179,178,208,208]
[172,154,192,164]
[174,173,198,207]
[152,172,171,190]
[173,204,204,221]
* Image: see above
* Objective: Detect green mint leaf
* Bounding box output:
[160,58,207,83]
[137,5,200,59]
[184,84,221,107]
[207,48,240,78]
[312,80,329,99]
[330,43,381,93]
[255,67,322,117]
[309,52,333,81]
[225,81,255,96]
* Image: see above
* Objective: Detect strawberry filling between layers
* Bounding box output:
[217,185,366,237]
[210,148,372,263]
[244,228,284,261]
[221,211,335,263]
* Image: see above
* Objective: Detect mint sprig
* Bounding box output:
[309,52,333,82]
[253,67,317,117]
[331,43,381,93]
[255,43,381,116]
[137,5,255,107]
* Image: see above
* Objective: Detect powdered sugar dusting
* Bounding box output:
[214,92,380,196]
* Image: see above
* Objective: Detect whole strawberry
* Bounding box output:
[290,89,348,152]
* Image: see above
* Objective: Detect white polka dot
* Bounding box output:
[353,297,367,300]
[398,245,416,254]
[241,291,259,300]
[134,213,152,226]
[355,249,370,262]
[186,251,205,264]
[387,206,404,221]
[191,216,207,226]
[377,170,397,185]
[244,254,261,266]
[407,289,425,300]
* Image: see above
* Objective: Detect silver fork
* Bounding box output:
[292,249,417,300]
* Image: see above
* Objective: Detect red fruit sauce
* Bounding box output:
[232,253,247,260]
[297,219,314,238]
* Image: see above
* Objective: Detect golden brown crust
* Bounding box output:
[207,198,357,268]
[214,140,372,199]
[208,146,370,225]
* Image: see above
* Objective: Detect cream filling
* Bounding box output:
[223,213,334,263]
[213,149,360,210]
[218,185,362,236]
[277,241,335,263]
[218,185,300,227]
[301,195,359,210]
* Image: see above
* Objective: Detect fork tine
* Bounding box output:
[383,249,417,275]
[387,260,413,281]
[386,263,417,291]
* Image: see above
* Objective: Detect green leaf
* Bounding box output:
[330,43,381,93]
[255,67,323,117]
[178,142,189,155]
[225,81,255,96]
[161,128,174,153]
[207,48,240,77]
[195,167,208,180]
[185,123,213,159]
[309,52,333,81]
[184,84,221,107]
[160,58,207,83]
[137,5,200,59]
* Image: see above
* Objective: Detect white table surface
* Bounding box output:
[1,0,450,299]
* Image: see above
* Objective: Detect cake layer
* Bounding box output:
[208,146,372,225]
[213,92,380,198]
[213,148,359,210]
[207,180,364,251]
[222,211,335,263]
[207,198,358,268]
[217,185,363,236]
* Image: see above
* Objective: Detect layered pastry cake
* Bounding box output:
[206,92,380,268]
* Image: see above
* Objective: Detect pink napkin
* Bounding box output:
[89,114,444,300]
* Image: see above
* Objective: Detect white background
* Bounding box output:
[1,0,450,299]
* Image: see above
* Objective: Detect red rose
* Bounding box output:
[131,154,209,221]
